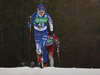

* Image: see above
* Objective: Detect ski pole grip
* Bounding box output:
[29,16,32,22]
[29,16,32,19]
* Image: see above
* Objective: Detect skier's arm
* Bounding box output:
[48,14,53,31]
[27,13,36,28]
[53,34,60,47]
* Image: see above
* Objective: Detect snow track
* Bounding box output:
[0,67,100,75]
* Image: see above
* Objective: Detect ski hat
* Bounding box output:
[38,4,45,11]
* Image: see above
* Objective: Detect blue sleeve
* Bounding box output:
[27,12,37,28]
[47,13,53,31]
[47,14,53,24]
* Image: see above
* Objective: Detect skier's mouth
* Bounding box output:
[38,11,44,16]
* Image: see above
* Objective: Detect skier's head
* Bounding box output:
[38,4,45,11]
[37,4,45,16]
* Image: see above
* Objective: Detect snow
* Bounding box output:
[0,67,100,75]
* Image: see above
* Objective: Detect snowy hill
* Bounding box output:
[0,67,100,75]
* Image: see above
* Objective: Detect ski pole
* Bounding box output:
[57,48,61,67]
[29,16,32,64]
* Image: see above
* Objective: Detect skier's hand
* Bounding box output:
[49,31,53,36]
[27,22,30,28]
[29,16,32,24]
[29,16,32,19]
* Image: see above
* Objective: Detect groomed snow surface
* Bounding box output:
[0,67,100,75]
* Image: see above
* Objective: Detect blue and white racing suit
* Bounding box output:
[28,12,53,63]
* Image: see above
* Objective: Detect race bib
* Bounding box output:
[34,18,48,23]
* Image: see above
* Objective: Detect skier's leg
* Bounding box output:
[34,30,42,55]
[35,40,42,66]
[49,53,54,67]
[42,41,47,67]
[48,44,54,67]
[36,43,41,55]
[41,30,48,67]
[42,38,47,62]
[34,30,42,67]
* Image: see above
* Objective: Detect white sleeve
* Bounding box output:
[49,23,53,31]
[48,14,53,31]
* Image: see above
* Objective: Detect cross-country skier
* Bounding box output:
[27,4,53,67]
[46,29,60,67]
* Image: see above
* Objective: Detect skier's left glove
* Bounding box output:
[49,31,53,36]
[27,16,32,28]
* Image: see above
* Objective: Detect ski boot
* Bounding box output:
[44,62,47,67]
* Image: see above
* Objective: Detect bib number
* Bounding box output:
[38,23,44,27]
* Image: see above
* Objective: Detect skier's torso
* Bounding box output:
[32,12,51,31]
[46,34,60,46]
[46,36,53,46]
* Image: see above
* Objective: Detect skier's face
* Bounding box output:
[38,11,44,16]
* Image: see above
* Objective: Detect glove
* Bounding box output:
[29,16,32,19]
[57,45,60,53]
[49,31,53,36]
[28,16,32,28]
[27,22,30,28]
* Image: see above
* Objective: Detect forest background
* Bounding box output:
[0,0,100,68]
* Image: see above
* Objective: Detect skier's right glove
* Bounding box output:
[49,31,53,36]
[29,16,32,19]
[27,22,30,28]
[27,16,32,28]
